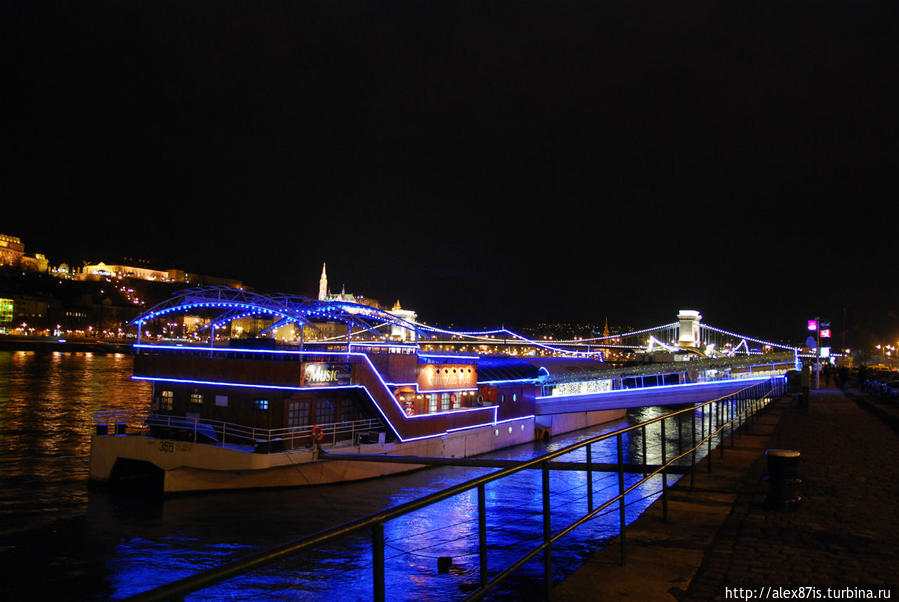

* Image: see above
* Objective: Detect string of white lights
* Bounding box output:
[406,322,603,357]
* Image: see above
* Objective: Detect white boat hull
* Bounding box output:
[89,408,626,494]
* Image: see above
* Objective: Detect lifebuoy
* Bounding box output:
[311,425,323,441]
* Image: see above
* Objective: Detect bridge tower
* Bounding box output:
[677,310,702,348]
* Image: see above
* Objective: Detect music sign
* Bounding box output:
[302,362,352,387]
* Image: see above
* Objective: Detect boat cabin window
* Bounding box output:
[316,400,334,424]
[159,390,174,411]
[340,399,354,422]
[288,401,309,427]
[190,393,203,407]
[215,395,228,407]
[254,399,269,411]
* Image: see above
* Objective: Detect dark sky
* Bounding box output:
[3,0,897,346]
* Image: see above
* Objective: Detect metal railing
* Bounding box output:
[93,409,383,451]
[126,376,785,601]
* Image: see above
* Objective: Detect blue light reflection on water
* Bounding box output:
[0,352,737,601]
[108,407,728,601]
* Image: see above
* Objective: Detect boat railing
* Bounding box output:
[134,343,353,365]
[93,409,383,452]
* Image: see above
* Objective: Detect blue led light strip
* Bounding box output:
[535,376,772,400]
[133,343,505,442]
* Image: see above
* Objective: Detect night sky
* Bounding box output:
[3,0,897,346]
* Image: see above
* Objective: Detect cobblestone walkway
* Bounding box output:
[683,386,899,600]
[553,383,899,601]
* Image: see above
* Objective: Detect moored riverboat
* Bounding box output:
[89,288,797,494]
[89,288,624,494]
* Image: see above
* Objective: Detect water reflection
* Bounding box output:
[0,351,741,601]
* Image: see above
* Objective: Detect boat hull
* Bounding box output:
[89,408,626,494]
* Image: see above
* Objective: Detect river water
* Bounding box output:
[0,350,710,600]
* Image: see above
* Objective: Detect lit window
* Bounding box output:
[160,390,174,411]
[190,393,203,406]
[254,399,269,411]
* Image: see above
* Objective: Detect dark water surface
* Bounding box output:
[1,351,702,600]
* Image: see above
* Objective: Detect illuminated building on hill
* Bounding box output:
[316,262,383,310]
[0,234,25,267]
[79,262,177,282]
[314,263,417,341]
[76,261,242,288]
[0,234,47,273]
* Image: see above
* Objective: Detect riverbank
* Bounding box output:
[0,335,132,353]
[553,383,899,600]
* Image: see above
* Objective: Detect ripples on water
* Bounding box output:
[0,351,716,600]
[0,351,151,531]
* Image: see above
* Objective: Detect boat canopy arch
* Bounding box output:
[128,286,428,343]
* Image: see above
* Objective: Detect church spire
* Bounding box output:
[318,262,328,301]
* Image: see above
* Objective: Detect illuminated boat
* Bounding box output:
[89,288,624,494]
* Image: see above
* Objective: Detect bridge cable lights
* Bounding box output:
[645,335,678,353]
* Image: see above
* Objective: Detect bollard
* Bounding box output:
[115,422,127,435]
[764,449,801,509]
[437,556,452,573]
[96,423,108,436]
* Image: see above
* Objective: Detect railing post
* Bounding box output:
[586,443,593,512]
[661,417,668,522]
[478,483,488,588]
[690,407,696,490]
[373,522,385,602]
[707,403,713,473]
[542,461,551,600]
[641,423,647,478]
[719,401,725,459]
[730,396,736,448]
[617,433,626,565]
